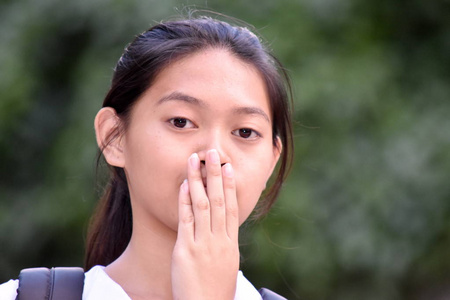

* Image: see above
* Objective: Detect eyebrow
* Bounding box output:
[157,91,208,107]
[232,106,270,123]
[157,91,270,123]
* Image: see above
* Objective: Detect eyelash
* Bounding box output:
[168,117,261,139]
[168,117,196,129]
[231,128,261,139]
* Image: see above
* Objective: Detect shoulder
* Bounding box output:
[235,271,263,300]
[0,266,130,300]
[236,271,287,300]
[83,265,130,300]
[0,279,18,300]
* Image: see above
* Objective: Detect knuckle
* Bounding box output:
[211,195,225,207]
[223,179,235,190]
[193,177,204,186]
[208,166,222,177]
[180,197,191,205]
[191,171,203,181]
[180,213,194,224]
[195,198,210,211]
[226,205,239,218]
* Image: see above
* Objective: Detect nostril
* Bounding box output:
[201,160,225,167]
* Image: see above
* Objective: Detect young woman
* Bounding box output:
[1,15,293,299]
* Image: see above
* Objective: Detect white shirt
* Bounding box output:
[0,266,262,300]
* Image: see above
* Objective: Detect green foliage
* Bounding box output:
[1,0,449,299]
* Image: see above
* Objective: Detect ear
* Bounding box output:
[268,136,282,180]
[94,107,125,168]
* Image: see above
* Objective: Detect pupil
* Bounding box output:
[174,118,187,128]
[240,128,251,138]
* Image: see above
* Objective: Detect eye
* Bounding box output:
[232,128,260,139]
[169,118,195,129]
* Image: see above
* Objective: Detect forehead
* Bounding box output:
[142,48,271,117]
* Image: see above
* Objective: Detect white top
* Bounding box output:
[0,266,262,300]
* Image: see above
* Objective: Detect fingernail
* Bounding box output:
[189,153,200,170]
[181,179,189,193]
[223,163,234,177]
[208,149,220,164]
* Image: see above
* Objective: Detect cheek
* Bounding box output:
[123,131,189,229]
[125,128,187,182]
[236,186,262,224]
[235,159,273,224]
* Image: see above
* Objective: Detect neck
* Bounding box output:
[105,217,177,300]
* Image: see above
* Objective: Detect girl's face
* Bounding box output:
[115,49,280,232]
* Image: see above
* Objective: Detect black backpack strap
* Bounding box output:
[258,287,288,300]
[16,267,85,300]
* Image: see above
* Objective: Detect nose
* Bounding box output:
[197,149,230,166]
[196,131,231,166]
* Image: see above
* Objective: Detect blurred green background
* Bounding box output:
[1,0,449,299]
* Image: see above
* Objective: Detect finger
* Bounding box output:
[177,179,194,244]
[188,152,211,240]
[222,163,239,242]
[206,149,226,235]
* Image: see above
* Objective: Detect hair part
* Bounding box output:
[85,15,294,271]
